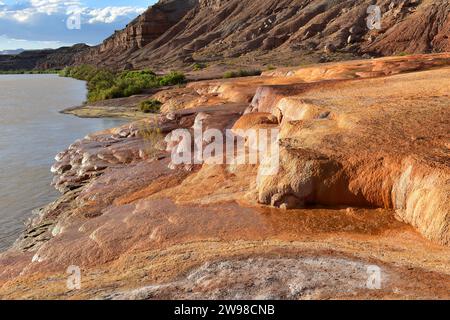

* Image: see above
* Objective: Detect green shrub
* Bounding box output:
[60,64,97,81]
[87,70,115,90]
[117,69,158,86]
[59,67,70,77]
[0,69,59,75]
[193,63,207,71]
[138,120,164,159]
[60,66,185,103]
[139,99,163,113]
[223,71,233,79]
[223,69,262,79]
[158,71,186,86]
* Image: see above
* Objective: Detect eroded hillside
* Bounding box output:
[76,0,450,70]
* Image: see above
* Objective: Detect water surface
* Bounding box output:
[0,74,126,251]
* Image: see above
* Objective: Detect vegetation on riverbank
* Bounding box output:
[139,99,162,113]
[60,65,186,103]
[223,69,262,78]
[0,69,60,75]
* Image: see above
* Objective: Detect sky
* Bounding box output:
[0,0,158,50]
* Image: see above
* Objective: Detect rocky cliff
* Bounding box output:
[0,44,89,71]
[75,0,450,70]
[75,0,199,69]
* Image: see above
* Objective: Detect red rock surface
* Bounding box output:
[0,53,449,299]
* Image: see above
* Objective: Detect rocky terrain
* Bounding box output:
[0,44,89,71]
[76,0,450,70]
[0,53,449,299]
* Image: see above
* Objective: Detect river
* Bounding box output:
[0,74,127,251]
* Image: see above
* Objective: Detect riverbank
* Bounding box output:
[0,74,127,252]
[0,70,59,75]
[60,95,156,120]
[1,53,449,299]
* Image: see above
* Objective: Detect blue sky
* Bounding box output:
[0,0,158,50]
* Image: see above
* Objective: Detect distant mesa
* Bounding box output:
[0,49,25,55]
[0,44,90,71]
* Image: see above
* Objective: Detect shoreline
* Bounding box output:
[0,74,127,253]
[60,105,150,120]
[0,70,60,75]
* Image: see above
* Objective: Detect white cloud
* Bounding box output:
[87,6,145,24]
[0,34,74,50]
[0,1,147,48]
[12,9,35,22]
[0,1,145,24]
[0,1,81,22]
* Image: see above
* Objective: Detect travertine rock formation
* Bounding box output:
[0,54,449,299]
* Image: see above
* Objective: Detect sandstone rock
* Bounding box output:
[254,56,450,245]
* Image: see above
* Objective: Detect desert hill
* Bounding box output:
[76,0,450,70]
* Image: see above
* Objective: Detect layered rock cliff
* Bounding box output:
[75,0,450,70]
[75,0,199,69]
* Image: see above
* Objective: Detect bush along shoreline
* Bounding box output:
[0,69,60,75]
[59,65,186,103]
[139,99,162,113]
